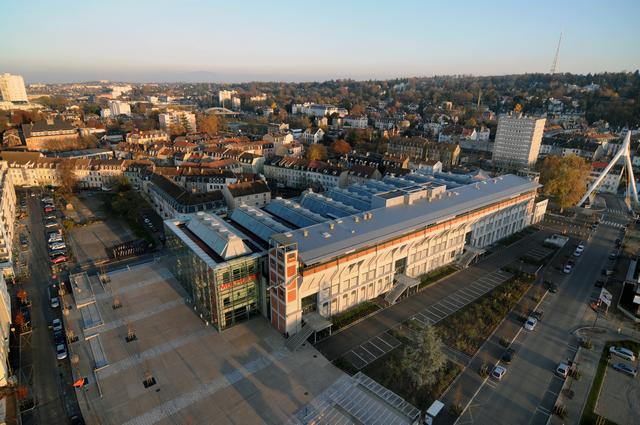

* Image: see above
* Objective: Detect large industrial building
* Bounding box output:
[164,169,546,336]
[268,174,544,335]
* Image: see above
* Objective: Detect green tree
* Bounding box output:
[401,325,447,389]
[539,155,591,212]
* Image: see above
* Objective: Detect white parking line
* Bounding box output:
[430,304,452,317]
[368,339,389,354]
[464,285,486,297]
[441,298,464,309]
[423,312,443,323]
[476,279,498,289]
[454,291,476,302]
[412,315,427,325]
[536,406,551,415]
[375,335,395,349]
[423,308,444,320]
[415,313,433,324]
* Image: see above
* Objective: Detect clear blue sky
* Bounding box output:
[2,0,638,83]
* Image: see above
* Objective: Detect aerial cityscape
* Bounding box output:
[1,1,639,425]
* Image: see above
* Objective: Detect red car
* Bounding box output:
[51,255,67,264]
[44,207,55,213]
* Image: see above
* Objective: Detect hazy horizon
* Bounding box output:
[3,0,639,84]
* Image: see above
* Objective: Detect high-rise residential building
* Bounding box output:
[108,100,131,116]
[159,111,197,132]
[218,90,237,106]
[492,113,546,169]
[0,73,28,103]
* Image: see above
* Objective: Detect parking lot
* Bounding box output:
[342,269,514,370]
[595,357,640,424]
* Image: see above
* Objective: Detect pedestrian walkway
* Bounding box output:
[601,220,625,229]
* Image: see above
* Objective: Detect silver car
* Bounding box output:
[609,346,636,362]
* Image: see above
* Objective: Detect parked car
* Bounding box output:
[53,329,65,345]
[594,280,605,288]
[56,344,67,360]
[501,348,516,364]
[556,362,570,378]
[44,207,55,213]
[52,318,63,332]
[48,249,67,258]
[530,310,544,321]
[45,221,58,228]
[563,264,573,274]
[615,238,622,247]
[51,255,67,264]
[609,251,618,260]
[611,362,637,377]
[491,365,507,381]
[49,243,66,250]
[48,236,63,243]
[44,214,57,220]
[601,269,613,276]
[573,249,582,257]
[524,317,537,331]
[547,283,558,293]
[609,346,636,362]
[576,243,585,252]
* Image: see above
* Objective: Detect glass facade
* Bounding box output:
[165,224,260,331]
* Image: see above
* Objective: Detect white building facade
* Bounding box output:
[492,113,546,169]
[0,73,28,102]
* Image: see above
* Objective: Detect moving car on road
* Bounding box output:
[609,346,636,362]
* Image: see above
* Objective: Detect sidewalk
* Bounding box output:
[550,313,640,425]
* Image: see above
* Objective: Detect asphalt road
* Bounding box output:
[20,192,81,425]
[457,201,627,425]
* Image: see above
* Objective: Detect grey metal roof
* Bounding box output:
[265,198,328,228]
[300,191,360,218]
[230,205,292,243]
[272,174,539,266]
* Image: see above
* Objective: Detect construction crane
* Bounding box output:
[550,33,563,74]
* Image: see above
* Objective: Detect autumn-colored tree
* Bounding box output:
[14,311,25,327]
[17,289,28,304]
[168,123,186,136]
[331,139,352,155]
[198,114,220,135]
[539,155,590,212]
[350,104,365,116]
[57,159,77,194]
[306,144,328,161]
